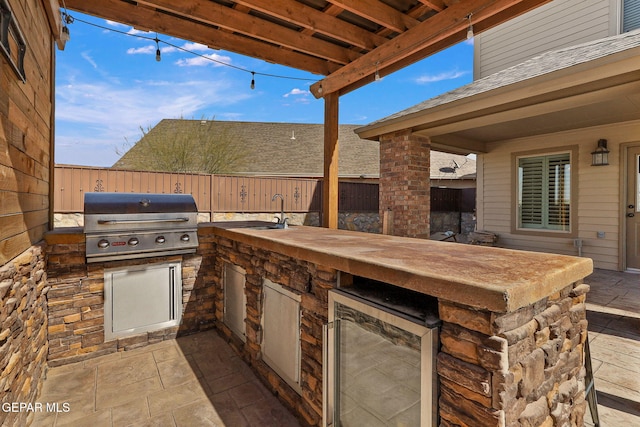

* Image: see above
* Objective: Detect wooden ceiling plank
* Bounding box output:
[234,0,386,51]
[375,3,436,39]
[417,0,446,12]
[311,0,549,97]
[64,0,339,75]
[136,0,356,65]
[326,0,420,32]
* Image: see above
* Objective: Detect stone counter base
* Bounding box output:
[438,283,589,427]
[45,235,216,367]
[0,243,49,427]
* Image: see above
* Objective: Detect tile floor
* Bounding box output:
[32,330,301,427]
[583,269,640,427]
[32,269,639,427]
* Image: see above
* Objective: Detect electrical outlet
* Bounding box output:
[597,231,605,239]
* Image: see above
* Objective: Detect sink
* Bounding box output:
[222,221,289,230]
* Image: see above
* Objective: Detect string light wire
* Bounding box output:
[61,13,320,87]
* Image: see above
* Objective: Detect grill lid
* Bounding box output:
[84,192,197,215]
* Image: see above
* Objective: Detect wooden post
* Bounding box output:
[323,92,339,229]
[382,209,394,235]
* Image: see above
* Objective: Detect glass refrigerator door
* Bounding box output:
[325,290,437,427]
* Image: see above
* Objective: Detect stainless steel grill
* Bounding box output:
[84,192,199,263]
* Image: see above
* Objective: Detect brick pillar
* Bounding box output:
[379,130,431,238]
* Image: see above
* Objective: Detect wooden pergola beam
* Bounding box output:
[64,0,341,76]
[136,0,358,65]
[326,0,420,32]
[310,0,550,97]
[234,0,387,51]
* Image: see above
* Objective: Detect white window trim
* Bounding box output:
[512,146,578,237]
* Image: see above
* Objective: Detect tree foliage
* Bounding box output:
[116,118,246,174]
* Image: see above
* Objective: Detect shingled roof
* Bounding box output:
[360,28,640,130]
[113,119,476,180]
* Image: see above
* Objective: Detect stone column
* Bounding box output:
[437,282,590,426]
[379,130,431,237]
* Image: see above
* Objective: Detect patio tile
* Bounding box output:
[96,353,158,388]
[156,357,199,388]
[125,412,176,427]
[55,408,111,427]
[40,365,96,399]
[96,376,163,410]
[171,399,225,427]
[147,379,208,417]
[584,269,640,427]
[227,381,267,409]
[111,398,150,427]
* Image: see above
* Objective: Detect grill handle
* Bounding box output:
[97,217,190,225]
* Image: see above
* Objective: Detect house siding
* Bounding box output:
[477,120,640,271]
[0,1,55,425]
[1,0,53,266]
[474,0,616,78]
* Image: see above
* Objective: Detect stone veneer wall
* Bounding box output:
[437,282,590,426]
[204,229,333,426]
[44,231,215,366]
[0,244,49,427]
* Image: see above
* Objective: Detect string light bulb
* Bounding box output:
[250,72,255,90]
[155,34,161,62]
[374,62,381,81]
[466,14,474,40]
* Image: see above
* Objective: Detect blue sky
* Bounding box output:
[55,12,474,167]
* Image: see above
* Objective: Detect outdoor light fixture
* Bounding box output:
[591,139,610,166]
[155,34,161,62]
[374,62,381,81]
[466,13,474,40]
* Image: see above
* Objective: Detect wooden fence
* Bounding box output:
[53,165,379,215]
[54,166,474,216]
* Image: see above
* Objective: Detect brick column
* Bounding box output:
[379,130,431,237]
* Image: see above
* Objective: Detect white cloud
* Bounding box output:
[283,88,309,98]
[105,20,128,28]
[182,42,209,52]
[127,45,155,55]
[81,51,98,69]
[55,74,251,166]
[175,52,232,67]
[127,45,176,55]
[415,69,468,84]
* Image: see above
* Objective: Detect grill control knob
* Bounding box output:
[97,239,110,249]
[155,236,166,244]
[180,234,190,242]
[128,237,140,246]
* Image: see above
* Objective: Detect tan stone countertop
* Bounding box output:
[205,222,593,313]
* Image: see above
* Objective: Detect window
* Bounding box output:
[517,152,571,232]
[0,0,27,82]
[623,0,640,32]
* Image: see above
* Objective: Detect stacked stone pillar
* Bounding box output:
[0,244,49,427]
[379,130,431,237]
[437,282,590,426]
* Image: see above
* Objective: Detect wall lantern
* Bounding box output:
[591,139,609,166]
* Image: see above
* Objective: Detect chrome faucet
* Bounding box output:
[271,193,288,227]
